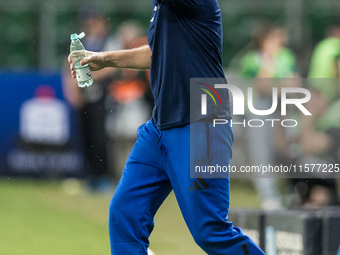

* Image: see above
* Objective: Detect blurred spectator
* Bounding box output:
[105,23,152,177]
[295,21,340,206]
[240,22,297,79]
[239,21,299,209]
[296,89,339,206]
[63,18,152,192]
[309,21,340,81]
[62,11,120,193]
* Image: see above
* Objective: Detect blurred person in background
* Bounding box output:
[62,11,120,193]
[239,21,299,209]
[105,22,152,178]
[295,21,340,206]
[309,21,340,80]
[240,22,297,79]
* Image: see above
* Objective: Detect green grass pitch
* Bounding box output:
[0,178,260,255]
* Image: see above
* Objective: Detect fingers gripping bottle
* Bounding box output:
[70,32,93,87]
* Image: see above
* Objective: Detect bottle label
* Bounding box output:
[75,64,92,82]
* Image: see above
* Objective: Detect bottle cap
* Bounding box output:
[70,32,86,40]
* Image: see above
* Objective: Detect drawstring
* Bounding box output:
[157,131,163,154]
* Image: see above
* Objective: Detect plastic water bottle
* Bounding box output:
[70,32,93,87]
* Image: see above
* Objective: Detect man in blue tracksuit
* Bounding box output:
[69,0,266,254]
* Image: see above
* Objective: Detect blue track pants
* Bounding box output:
[109,119,265,255]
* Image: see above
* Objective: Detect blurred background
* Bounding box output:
[0,0,338,72]
[0,0,340,254]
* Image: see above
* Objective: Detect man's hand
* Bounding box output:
[68,46,151,78]
[68,51,107,78]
